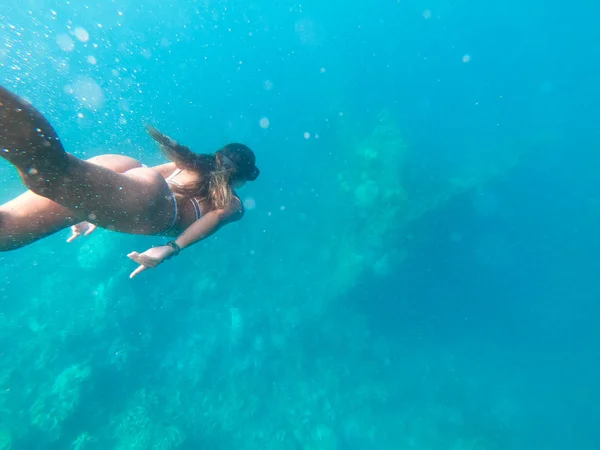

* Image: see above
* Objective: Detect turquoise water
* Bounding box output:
[0,1,597,449]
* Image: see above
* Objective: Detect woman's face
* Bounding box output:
[217,154,247,188]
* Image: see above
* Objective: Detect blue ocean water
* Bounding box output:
[0,0,598,449]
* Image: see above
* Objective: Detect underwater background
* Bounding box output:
[0,0,598,449]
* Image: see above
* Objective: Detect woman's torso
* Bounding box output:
[165,168,211,234]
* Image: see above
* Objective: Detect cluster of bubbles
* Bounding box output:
[64,76,105,110]
[55,25,105,112]
[56,26,89,52]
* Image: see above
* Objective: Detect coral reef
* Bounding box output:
[0,110,520,450]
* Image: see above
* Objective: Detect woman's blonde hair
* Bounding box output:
[148,126,254,210]
[207,167,234,210]
[154,136,234,209]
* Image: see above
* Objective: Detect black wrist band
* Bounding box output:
[166,241,181,257]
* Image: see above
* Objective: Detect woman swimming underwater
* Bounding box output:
[0,85,259,278]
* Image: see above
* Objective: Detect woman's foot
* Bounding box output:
[0,85,69,176]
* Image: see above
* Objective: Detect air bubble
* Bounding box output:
[259,117,270,129]
[74,27,89,43]
[56,34,75,52]
[67,76,105,110]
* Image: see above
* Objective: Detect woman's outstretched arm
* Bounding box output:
[126,198,244,279]
[173,198,244,249]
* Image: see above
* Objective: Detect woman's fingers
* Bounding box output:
[127,253,149,279]
[83,223,97,236]
[66,231,80,243]
[67,222,97,243]
[67,223,84,243]
[129,264,148,279]
[127,251,158,276]
[127,251,142,262]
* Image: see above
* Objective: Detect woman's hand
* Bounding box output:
[127,245,176,279]
[66,221,97,243]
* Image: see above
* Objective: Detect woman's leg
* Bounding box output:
[0,86,175,242]
[0,155,146,251]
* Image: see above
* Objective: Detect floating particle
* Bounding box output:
[259,117,270,129]
[303,132,311,139]
[87,56,97,65]
[320,67,326,73]
[68,76,105,110]
[54,58,70,73]
[264,80,273,91]
[243,197,256,210]
[462,54,471,63]
[423,10,432,19]
[56,34,75,52]
[294,18,318,45]
[74,27,89,42]
[77,112,84,118]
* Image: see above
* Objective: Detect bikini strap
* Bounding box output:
[166,168,183,181]
[190,197,202,221]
